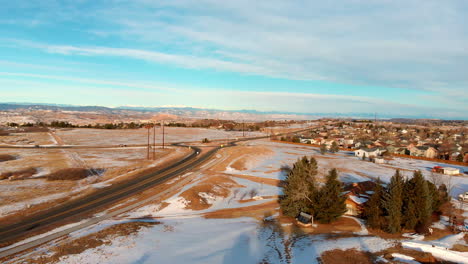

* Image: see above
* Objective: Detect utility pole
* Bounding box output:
[144,124,152,160]
[162,121,165,149]
[242,120,245,137]
[153,123,156,160]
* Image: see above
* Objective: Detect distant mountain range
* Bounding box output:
[0,102,456,121]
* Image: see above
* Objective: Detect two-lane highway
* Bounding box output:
[0,127,315,258]
[0,144,213,246]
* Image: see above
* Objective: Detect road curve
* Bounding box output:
[0,144,208,245]
[0,128,313,258]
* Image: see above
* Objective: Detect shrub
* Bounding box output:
[46,168,93,181]
[0,154,16,162]
[0,167,37,180]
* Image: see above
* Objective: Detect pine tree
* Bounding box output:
[314,169,347,224]
[412,171,432,233]
[320,144,327,154]
[383,170,404,233]
[457,153,463,162]
[402,176,418,230]
[363,178,385,229]
[427,180,441,213]
[280,156,318,217]
[330,141,339,153]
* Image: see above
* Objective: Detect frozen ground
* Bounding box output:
[0,145,183,219]
[49,217,397,264]
[224,140,468,196]
[56,127,266,146]
[3,139,468,264]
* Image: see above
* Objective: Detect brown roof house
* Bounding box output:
[343,181,377,216]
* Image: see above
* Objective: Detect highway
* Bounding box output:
[0,128,313,258]
[0,144,211,245]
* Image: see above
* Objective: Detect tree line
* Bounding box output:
[363,170,449,234]
[280,156,346,224]
[280,156,450,234]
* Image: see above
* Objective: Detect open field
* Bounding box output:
[5,138,468,263]
[54,127,265,146]
[0,132,56,146]
[0,145,189,221]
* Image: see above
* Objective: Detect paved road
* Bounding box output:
[0,128,313,258]
[0,143,207,245]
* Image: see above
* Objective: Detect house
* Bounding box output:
[344,181,376,216]
[409,146,438,158]
[354,147,387,159]
[299,138,312,144]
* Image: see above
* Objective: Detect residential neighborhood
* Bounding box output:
[278,119,468,169]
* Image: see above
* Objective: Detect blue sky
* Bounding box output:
[0,1,467,119]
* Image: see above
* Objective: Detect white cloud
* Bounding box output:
[1,0,467,117]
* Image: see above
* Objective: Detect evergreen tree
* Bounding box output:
[457,153,464,162]
[320,144,327,154]
[330,141,339,153]
[314,169,347,224]
[363,178,385,229]
[413,171,432,232]
[427,180,441,213]
[280,156,318,217]
[402,176,418,230]
[383,170,404,233]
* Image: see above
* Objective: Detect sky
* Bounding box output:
[0,0,467,119]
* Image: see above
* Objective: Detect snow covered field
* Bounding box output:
[3,139,468,263]
[56,127,266,146]
[223,140,468,196]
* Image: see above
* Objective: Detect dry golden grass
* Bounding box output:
[0,154,16,162]
[376,245,437,263]
[0,149,71,174]
[204,200,279,219]
[320,249,375,264]
[423,227,454,241]
[0,132,54,145]
[0,167,37,180]
[46,168,92,181]
[452,244,468,252]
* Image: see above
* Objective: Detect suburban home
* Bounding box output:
[354,147,387,159]
[409,146,438,158]
[344,181,376,216]
[299,138,313,144]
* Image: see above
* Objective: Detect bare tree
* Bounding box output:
[429,171,442,187]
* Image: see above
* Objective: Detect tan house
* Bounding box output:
[409,146,438,158]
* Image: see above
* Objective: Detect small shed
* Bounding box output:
[296,212,313,227]
[443,167,460,175]
[374,157,385,164]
